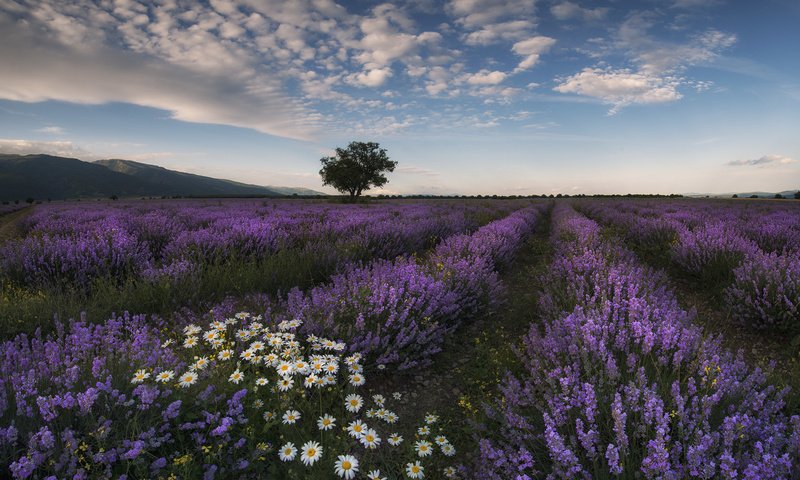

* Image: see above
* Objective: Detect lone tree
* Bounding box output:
[319,141,397,201]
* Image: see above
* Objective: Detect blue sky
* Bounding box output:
[0,0,798,195]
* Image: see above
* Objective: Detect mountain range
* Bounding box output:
[685,191,799,198]
[0,154,324,201]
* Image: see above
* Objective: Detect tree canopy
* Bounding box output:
[319,141,397,200]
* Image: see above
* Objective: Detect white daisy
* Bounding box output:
[304,375,318,388]
[155,370,175,383]
[131,369,149,384]
[278,377,294,391]
[282,409,301,425]
[415,440,433,457]
[418,426,430,435]
[178,371,198,387]
[406,461,424,479]
[388,433,403,446]
[209,321,226,330]
[217,349,233,361]
[183,336,199,348]
[347,420,367,438]
[367,470,386,480]
[192,356,209,370]
[441,443,456,456]
[183,324,201,336]
[317,414,336,431]
[334,454,359,479]
[255,377,268,386]
[344,394,363,413]
[276,362,294,376]
[228,369,244,384]
[359,429,381,449]
[300,441,323,466]
[203,330,218,343]
[278,442,296,462]
[349,373,365,386]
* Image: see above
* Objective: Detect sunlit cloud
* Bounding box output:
[726,154,795,167]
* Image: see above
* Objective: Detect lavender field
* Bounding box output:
[1,198,799,479]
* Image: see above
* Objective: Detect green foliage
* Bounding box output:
[319,142,397,200]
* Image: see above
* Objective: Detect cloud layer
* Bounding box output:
[0,0,739,140]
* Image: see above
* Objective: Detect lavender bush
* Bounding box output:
[726,252,800,332]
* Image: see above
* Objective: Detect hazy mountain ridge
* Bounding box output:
[685,190,799,198]
[0,154,324,201]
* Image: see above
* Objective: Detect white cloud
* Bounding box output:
[551,2,608,21]
[464,70,507,85]
[35,126,65,135]
[0,139,99,159]
[351,68,393,87]
[512,36,556,72]
[352,4,441,72]
[463,20,535,45]
[554,68,682,113]
[726,155,795,167]
[616,14,736,75]
[556,13,736,113]
[396,165,440,177]
[446,0,539,53]
[446,0,537,28]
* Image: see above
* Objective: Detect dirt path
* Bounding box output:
[668,276,800,403]
[374,209,554,455]
[0,206,33,243]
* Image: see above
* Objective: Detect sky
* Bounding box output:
[0,0,798,195]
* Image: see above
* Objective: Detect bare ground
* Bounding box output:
[0,206,32,243]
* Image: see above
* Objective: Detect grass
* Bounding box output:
[0,246,344,336]
[378,207,554,455]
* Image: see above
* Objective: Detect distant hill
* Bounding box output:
[0,154,324,201]
[685,190,799,198]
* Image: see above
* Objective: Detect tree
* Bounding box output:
[319,141,397,200]
[794,190,800,199]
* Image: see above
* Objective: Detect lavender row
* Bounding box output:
[183,203,547,371]
[579,200,800,332]
[1,199,520,290]
[474,203,800,479]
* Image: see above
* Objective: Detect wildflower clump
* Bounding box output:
[1,311,459,478]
